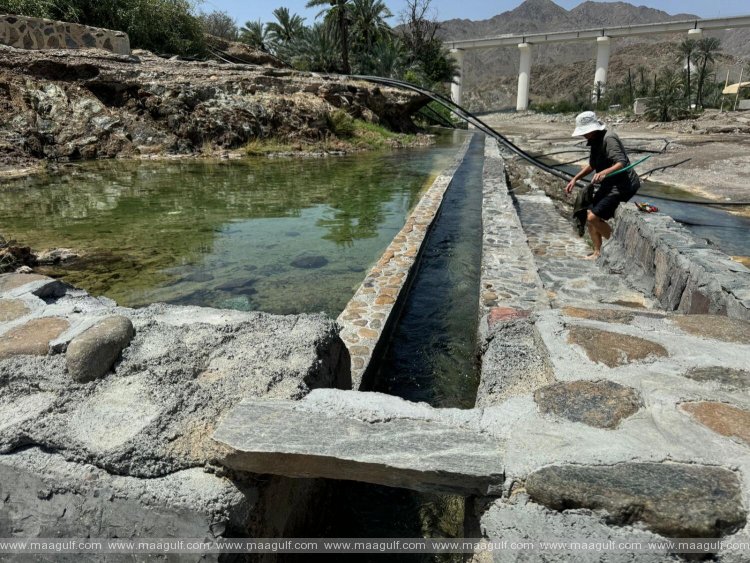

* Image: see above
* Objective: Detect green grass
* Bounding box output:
[243,138,296,156]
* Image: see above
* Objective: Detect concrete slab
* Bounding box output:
[214,390,505,496]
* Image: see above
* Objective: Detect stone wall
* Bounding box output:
[601,207,750,321]
[337,136,472,389]
[0,14,130,54]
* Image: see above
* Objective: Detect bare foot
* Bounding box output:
[584,251,601,260]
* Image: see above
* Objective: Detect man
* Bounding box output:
[565,111,640,259]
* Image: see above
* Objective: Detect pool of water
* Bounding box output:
[0,131,469,316]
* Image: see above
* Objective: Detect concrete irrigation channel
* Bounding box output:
[2,134,750,562]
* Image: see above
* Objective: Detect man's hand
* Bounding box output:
[565,179,577,194]
[592,171,607,184]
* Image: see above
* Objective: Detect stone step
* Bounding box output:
[213,390,505,496]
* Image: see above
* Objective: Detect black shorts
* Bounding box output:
[589,184,637,221]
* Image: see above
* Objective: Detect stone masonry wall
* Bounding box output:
[602,207,750,321]
[337,136,472,389]
[0,14,130,54]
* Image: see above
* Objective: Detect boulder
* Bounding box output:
[66,316,135,382]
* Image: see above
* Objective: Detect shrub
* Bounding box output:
[327,109,356,138]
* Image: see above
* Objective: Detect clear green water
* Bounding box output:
[0,132,468,315]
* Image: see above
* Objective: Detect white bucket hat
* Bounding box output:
[572,111,607,137]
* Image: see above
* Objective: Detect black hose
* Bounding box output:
[350,75,585,185]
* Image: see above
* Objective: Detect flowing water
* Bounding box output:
[312,134,486,562]
[0,131,469,316]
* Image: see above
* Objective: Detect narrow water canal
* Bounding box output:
[308,134,486,562]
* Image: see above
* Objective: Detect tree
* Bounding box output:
[281,23,340,73]
[307,0,353,74]
[350,0,392,49]
[677,38,697,108]
[645,68,687,122]
[198,10,238,41]
[265,7,305,46]
[397,0,457,87]
[240,20,270,52]
[357,36,406,77]
[695,37,722,108]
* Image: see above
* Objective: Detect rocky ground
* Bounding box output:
[483,109,750,209]
[0,44,429,177]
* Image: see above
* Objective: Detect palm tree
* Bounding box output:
[351,0,392,49]
[266,7,306,45]
[307,0,353,74]
[677,38,697,108]
[240,20,270,52]
[695,37,722,108]
[645,68,687,122]
[358,36,406,77]
[280,23,341,73]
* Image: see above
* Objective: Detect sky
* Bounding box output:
[197,0,750,28]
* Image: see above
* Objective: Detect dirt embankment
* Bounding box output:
[0,45,429,176]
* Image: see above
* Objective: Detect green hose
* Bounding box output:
[605,155,652,178]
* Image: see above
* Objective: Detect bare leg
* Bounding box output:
[585,210,609,259]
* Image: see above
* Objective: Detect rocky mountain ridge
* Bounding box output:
[439,0,749,110]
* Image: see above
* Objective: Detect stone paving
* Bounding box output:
[471,139,750,562]
[337,136,473,389]
[0,272,347,542]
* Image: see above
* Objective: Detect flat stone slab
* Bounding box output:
[213,393,505,496]
[684,366,750,390]
[567,326,668,368]
[526,463,746,538]
[0,298,29,322]
[0,317,69,359]
[681,401,750,447]
[534,380,642,429]
[673,315,750,345]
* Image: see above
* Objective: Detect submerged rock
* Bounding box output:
[290,255,328,269]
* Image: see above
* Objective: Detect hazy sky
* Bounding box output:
[198,0,749,27]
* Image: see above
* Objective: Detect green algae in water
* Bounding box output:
[0,132,468,315]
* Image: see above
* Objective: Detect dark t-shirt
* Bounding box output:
[588,130,640,197]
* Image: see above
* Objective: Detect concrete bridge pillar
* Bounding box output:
[450,48,465,105]
[594,36,611,98]
[516,43,532,111]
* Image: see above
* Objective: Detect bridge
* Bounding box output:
[445,14,750,110]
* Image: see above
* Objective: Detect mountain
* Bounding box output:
[438,0,750,110]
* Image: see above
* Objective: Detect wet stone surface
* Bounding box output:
[684,366,750,390]
[681,401,750,447]
[567,326,668,368]
[0,317,69,359]
[0,299,29,322]
[525,462,746,538]
[673,315,750,345]
[534,380,642,429]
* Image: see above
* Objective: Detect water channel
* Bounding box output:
[306,134,485,563]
